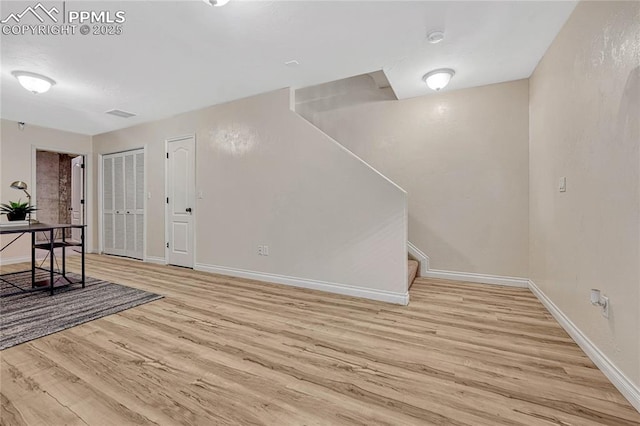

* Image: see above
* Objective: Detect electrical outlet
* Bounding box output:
[601,296,609,318]
[263,245,269,256]
[257,245,263,255]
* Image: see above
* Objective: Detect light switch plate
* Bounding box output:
[559,177,567,192]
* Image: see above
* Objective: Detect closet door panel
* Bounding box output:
[113,156,124,212]
[114,213,125,251]
[103,213,114,251]
[102,156,115,253]
[135,213,144,258]
[134,151,145,259]
[103,150,144,260]
[135,152,145,211]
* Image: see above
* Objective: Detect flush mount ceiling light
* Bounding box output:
[423,68,455,91]
[11,71,56,94]
[203,0,230,6]
[427,30,445,44]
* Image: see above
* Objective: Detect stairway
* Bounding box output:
[408,259,419,289]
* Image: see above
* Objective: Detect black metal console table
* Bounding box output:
[0,223,85,296]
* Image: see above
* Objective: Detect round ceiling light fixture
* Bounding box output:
[427,30,445,44]
[423,68,455,91]
[203,0,230,6]
[12,71,56,94]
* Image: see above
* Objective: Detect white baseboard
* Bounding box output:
[0,256,31,266]
[423,268,529,288]
[408,245,525,287]
[528,279,640,413]
[194,263,409,305]
[407,241,429,276]
[145,256,166,265]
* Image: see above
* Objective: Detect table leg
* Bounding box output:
[50,229,54,296]
[31,232,35,288]
[81,226,85,288]
[62,230,66,277]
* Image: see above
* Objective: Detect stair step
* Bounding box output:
[408,259,419,289]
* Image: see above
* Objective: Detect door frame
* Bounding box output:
[97,146,148,260]
[164,135,197,268]
[70,155,84,241]
[31,146,90,251]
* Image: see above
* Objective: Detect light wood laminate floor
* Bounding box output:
[1,254,639,425]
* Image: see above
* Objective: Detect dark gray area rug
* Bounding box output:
[0,271,162,350]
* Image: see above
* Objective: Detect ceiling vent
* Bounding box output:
[106,109,136,118]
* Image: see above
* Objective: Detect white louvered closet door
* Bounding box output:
[103,149,144,259]
[102,156,115,253]
[134,151,145,259]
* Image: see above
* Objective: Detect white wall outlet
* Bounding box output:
[148,192,152,199]
[559,177,567,192]
[263,245,269,256]
[601,296,609,318]
[257,245,263,255]
[197,190,204,199]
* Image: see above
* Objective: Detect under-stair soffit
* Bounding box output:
[295,72,398,114]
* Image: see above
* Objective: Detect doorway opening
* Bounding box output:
[34,150,85,245]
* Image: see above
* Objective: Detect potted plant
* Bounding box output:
[0,199,37,221]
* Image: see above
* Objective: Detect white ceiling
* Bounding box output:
[0,1,577,136]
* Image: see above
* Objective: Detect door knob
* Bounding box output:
[186,207,192,213]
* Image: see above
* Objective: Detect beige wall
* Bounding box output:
[0,119,93,264]
[530,0,639,386]
[298,79,530,278]
[92,88,408,300]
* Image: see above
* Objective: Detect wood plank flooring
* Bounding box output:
[1,254,639,425]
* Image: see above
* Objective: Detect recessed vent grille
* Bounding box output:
[106,109,136,118]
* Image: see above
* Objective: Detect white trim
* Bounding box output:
[528,280,640,413]
[407,241,429,276]
[423,268,529,287]
[164,139,168,263]
[143,144,149,263]
[98,153,104,254]
[144,256,167,265]
[402,193,408,291]
[195,263,410,305]
[0,255,31,266]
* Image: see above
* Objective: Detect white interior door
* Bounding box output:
[166,137,195,268]
[71,155,84,242]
